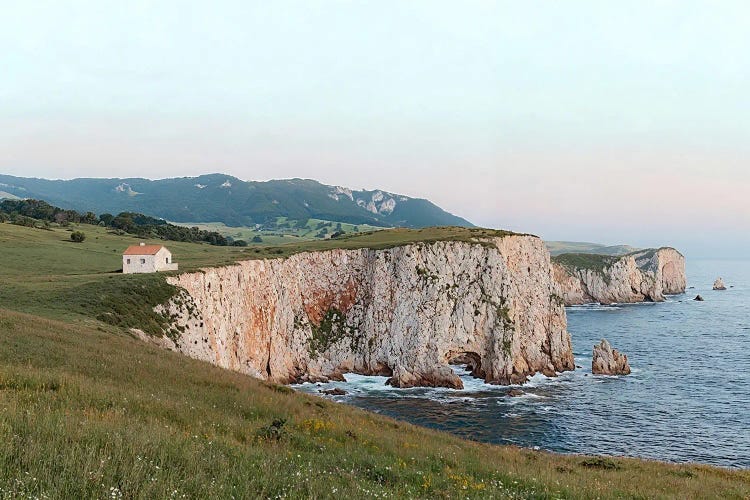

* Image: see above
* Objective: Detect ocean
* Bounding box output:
[294,259,750,468]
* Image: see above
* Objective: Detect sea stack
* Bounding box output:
[713,278,727,290]
[592,339,631,375]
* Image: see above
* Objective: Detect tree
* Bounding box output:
[251,235,263,243]
[82,211,99,224]
[99,213,115,226]
[70,231,86,243]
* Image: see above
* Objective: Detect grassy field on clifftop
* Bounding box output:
[0,222,749,498]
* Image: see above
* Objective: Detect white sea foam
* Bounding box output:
[567,304,622,311]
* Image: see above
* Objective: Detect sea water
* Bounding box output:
[294,259,750,468]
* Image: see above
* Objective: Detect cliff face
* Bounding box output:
[552,248,686,305]
[152,235,574,388]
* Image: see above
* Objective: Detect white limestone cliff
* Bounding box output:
[148,235,575,388]
[552,248,686,305]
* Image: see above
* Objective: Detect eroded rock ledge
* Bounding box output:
[150,235,574,388]
[552,248,686,305]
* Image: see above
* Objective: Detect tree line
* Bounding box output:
[0,199,246,246]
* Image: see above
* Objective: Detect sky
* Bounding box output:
[2,1,748,258]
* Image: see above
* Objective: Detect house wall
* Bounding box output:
[123,254,157,274]
[123,248,178,274]
[154,247,178,272]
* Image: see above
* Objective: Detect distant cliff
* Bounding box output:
[552,248,686,305]
[146,234,574,388]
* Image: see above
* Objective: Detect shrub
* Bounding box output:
[580,457,620,470]
[70,231,86,243]
[251,235,263,243]
[256,418,287,441]
[12,215,35,227]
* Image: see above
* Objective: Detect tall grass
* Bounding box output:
[0,222,748,497]
[1,310,748,498]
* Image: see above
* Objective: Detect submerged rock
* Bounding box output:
[592,339,631,375]
[694,295,704,301]
[713,278,727,290]
[506,389,524,397]
[320,388,347,396]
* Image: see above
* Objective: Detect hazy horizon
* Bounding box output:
[3,1,748,259]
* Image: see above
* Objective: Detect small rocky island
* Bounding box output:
[713,278,727,290]
[592,339,631,375]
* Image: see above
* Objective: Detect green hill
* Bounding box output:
[0,222,748,498]
[0,174,472,229]
[546,241,639,257]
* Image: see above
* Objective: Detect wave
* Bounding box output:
[567,304,622,311]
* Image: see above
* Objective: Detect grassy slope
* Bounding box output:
[0,223,748,497]
[173,218,385,244]
[0,224,513,327]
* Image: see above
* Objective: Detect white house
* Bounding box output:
[122,243,178,274]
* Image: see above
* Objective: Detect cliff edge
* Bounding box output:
[552,248,686,305]
[149,234,574,388]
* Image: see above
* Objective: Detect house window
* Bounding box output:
[126,259,131,264]
[140,258,146,264]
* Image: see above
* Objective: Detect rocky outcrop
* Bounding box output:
[713,278,727,291]
[552,248,686,305]
[150,235,574,388]
[320,388,347,396]
[592,339,631,375]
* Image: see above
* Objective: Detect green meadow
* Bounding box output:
[0,222,748,498]
[172,217,385,245]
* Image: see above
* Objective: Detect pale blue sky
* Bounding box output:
[1,1,748,257]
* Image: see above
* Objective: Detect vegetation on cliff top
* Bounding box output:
[2,222,747,497]
[552,252,617,274]
[553,247,681,276]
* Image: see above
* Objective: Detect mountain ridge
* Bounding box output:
[0,173,473,229]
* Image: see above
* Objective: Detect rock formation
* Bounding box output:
[713,278,727,290]
[320,388,347,396]
[694,295,704,301]
[592,339,631,375]
[147,235,575,389]
[552,248,686,305]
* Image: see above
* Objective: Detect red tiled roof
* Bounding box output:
[123,244,165,256]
